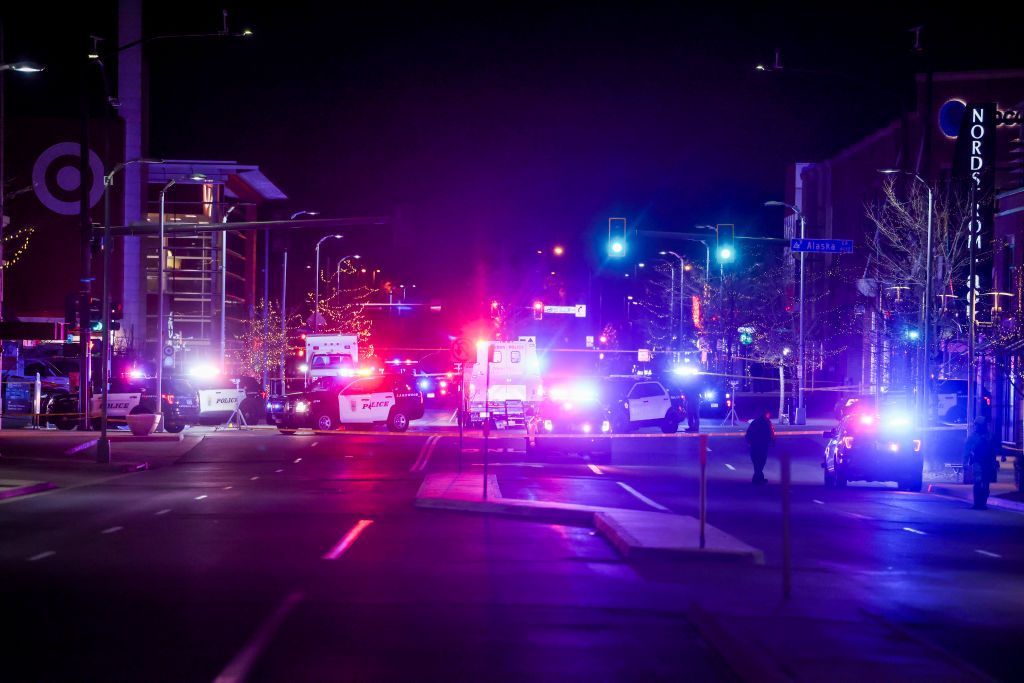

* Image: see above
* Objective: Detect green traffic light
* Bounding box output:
[717,245,735,263]
[609,240,626,257]
[91,321,103,332]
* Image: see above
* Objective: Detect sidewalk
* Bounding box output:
[0,430,204,501]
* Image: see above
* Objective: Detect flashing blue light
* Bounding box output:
[418,379,430,390]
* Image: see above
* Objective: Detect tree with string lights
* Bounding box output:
[236,299,295,381]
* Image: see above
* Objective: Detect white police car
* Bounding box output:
[267,374,425,433]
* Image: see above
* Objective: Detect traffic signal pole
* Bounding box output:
[796,213,806,425]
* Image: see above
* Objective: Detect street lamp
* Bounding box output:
[155,173,206,432]
[765,200,807,425]
[314,234,343,332]
[334,254,361,288]
[879,169,933,425]
[553,245,565,257]
[278,211,318,389]
[97,158,163,461]
[660,250,687,348]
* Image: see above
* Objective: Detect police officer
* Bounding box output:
[745,410,775,485]
[683,385,701,433]
[964,416,997,510]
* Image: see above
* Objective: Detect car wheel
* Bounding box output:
[314,411,337,431]
[611,412,630,434]
[278,428,297,436]
[53,417,77,431]
[660,414,680,434]
[164,423,185,434]
[388,409,410,432]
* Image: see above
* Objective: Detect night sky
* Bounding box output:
[3,2,1022,300]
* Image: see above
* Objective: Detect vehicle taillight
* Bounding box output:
[162,393,175,405]
[842,436,854,449]
[913,439,922,452]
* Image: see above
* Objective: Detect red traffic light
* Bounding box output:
[532,301,543,320]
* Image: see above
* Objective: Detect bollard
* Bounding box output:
[781,448,792,600]
[699,433,708,549]
[33,373,43,429]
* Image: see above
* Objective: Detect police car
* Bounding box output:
[266,373,424,433]
[48,377,200,433]
[822,410,923,491]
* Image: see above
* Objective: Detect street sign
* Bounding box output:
[790,238,853,254]
[450,337,474,363]
[542,304,587,318]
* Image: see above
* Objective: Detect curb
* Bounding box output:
[0,480,58,500]
[595,510,764,564]
[928,484,1024,513]
[688,603,787,683]
[107,433,184,442]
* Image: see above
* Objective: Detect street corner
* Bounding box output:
[595,509,765,565]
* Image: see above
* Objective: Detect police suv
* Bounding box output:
[49,377,200,433]
[266,373,424,433]
[193,376,265,425]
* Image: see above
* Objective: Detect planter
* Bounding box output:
[126,413,161,437]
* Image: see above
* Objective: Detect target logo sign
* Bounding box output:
[32,142,104,215]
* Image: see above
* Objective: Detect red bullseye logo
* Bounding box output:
[32,142,104,215]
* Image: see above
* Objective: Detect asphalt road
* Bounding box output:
[1,425,1021,681]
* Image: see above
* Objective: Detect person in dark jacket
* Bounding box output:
[683,386,701,433]
[745,410,775,484]
[964,416,996,509]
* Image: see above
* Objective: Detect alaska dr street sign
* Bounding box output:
[790,238,853,254]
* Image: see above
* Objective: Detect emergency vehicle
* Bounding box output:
[464,338,542,429]
[305,334,359,379]
[266,373,424,433]
[193,376,265,425]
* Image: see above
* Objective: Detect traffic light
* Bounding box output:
[533,301,544,320]
[608,217,627,258]
[716,224,736,264]
[111,301,123,320]
[88,298,103,332]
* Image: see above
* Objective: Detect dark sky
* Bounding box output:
[3,2,1022,299]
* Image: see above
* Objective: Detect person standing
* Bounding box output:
[683,385,701,433]
[964,416,996,510]
[745,410,775,484]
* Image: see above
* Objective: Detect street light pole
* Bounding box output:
[764,202,807,425]
[313,234,343,332]
[879,170,934,425]
[156,179,176,432]
[662,250,688,350]
[97,158,162,462]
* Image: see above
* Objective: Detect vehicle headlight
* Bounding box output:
[543,420,554,432]
[888,442,900,452]
[581,423,592,433]
[703,390,716,401]
[295,401,310,414]
[601,420,611,433]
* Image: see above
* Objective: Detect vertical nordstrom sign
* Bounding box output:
[954,103,996,320]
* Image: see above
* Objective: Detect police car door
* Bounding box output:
[338,377,393,423]
[651,382,672,419]
[92,391,143,419]
[338,378,370,423]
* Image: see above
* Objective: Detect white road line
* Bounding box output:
[275,468,284,473]
[812,499,825,505]
[155,508,171,516]
[311,442,319,448]
[587,464,604,475]
[724,463,736,471]
[294,458,302,464]
[28,551,55,562]
[195,494,208,501]
[617,481,671,512]
[213,590,305,683]
[322,519,375,560]
[224,486,233,490]
[101,526,124,535]
[975,549,1002,559]
[902,526,927,535]
[250,476,260,481]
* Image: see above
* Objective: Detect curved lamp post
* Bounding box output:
[313,234,343,332]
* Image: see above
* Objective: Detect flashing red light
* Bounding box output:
[295,349,305,357]
[300,333,307,340]
[599,335,608,344]
[440,389,447,396]
[161,393,175,405]
[533,300,543,310]
[726,399,732,408]
[843,436,854,449]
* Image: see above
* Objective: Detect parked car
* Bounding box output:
[48,377,200,433]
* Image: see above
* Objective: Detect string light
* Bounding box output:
[1,226,35,270]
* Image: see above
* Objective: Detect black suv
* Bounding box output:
[267,373,424,433]
[822,411,923,491]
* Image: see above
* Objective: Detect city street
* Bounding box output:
[1,425,1020,681]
